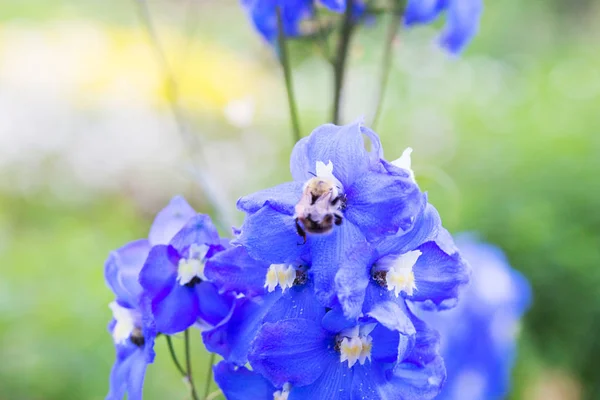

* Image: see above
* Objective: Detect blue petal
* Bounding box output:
[236,205,309,263]
[138,245,179,302]
[264,283,326,323]
[439,0,483,54]
[374,203,442,258]
[404,0,445,26]
[321,307,357,333]
[289,121,371,188]
[205,245,269,297]
[203,292,281,366]
[319,0,346,13]
[367,301,417,362]
[409,241,470,310]
[367,301,416,336]
[311,221,367,306]
[152,285,199,334]
[106,344,147,400]
[213,361,276,400]
[249,318,335,387]
[105,239,150,308]
[380,315,445,400]
[148,195,196,246]
[288,359,352,400]
[335,242,373,318]
[237,181,304,215]
[195,281,234,326]
[345,169,426,241]
[351,364,389,400]
[169,214,221,254]
[362,279,396,314]
[370,323,400,363]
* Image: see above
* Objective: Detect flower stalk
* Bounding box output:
[332,0,356,124]
[276,7,302,144]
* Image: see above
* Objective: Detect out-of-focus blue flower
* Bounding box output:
[236,121,425,307]
[139,199,235,335]
[241,0,346,44]
[422,234,531,400]
[105,241,154,400]
[404,0,483,54]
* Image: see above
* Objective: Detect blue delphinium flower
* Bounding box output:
[139,199,235,335]
[422,234,531,400]
[241,0,345,44]
[213,303,445,399]
[404,0,483,54]
[236,121,426,307]
[104,196,207,399]
[105,239,155,400]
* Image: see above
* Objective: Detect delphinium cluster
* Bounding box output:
[104,121,470,399]
[421,235,531,400]
[104,0,495,399]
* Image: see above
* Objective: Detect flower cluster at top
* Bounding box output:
[421,234,531,400]
[241,0,483,54]
[104,120,470,400]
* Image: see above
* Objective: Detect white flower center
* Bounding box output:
[109,301,137,345]
[273,383,291,400]
[338,325,374,368]
[315,160,341,194]
[264,264,296,293]
[391,147,416,183]
[177,243,209,285]
[385,250,421,297]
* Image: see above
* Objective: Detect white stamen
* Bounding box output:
[177,244,209,285]
[391,147,416,183]
[109,301,136,345]
[359,335,373,365]
[315,160,335,179]
[386,250,421,297]
[264,264,296,293]
[273,383,291,400]
[340,336,363,368]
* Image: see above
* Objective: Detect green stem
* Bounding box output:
[371,8,403,129]
[184,330,200,400]
[276,7,302,143]
[332,0,356,124]
[203,352,216,399]
[165,335,186,377]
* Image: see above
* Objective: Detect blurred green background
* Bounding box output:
[1,0,599,399]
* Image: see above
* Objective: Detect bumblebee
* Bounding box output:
[294,177,345,244]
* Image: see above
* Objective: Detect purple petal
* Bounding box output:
[138,245,179,302]
[439,0,483,54]
[204,245,269,297]
[311,221,367,306]
[334,242,373,318]
[195,281,234,326]
[169,214,221,254]
[236,205,309,264]
[345,169,426,241]
[148,196,196,246]
[409,241,470,310]
[105,239,151,308]
[213,361,277,400]
[152,285,199,334]
[237,181,304,215]
[289,121,371,188]
[249,318,334,387]
[288,359,352,400]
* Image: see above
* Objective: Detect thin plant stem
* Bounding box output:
[371,8,403,129]
[203,352,216,399]
[332,0,356,124]
[184,329,200,400]
[133,0,235,230]
[313,5,333,63]
[165,335,186,377]
[276,7,302,144]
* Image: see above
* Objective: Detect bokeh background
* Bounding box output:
[1,0,599,399]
